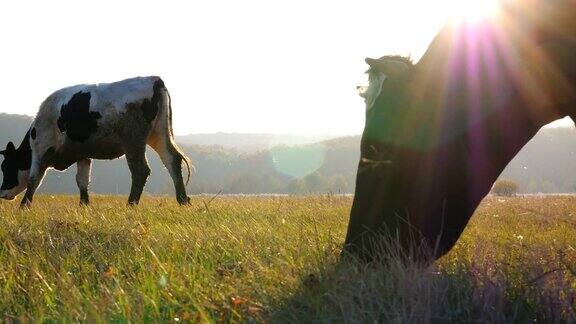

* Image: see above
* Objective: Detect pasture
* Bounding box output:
[0,195,574,322]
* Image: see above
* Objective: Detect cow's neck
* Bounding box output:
[410,19,568,235]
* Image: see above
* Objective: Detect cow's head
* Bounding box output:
[0,139,31,200]
[345,6,576,262]
[348,56,438,259]
[348,51,505,262]
[347,45,533,262]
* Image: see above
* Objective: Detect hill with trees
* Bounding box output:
[1,113,576,195]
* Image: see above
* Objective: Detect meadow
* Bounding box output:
[0,195,574,323]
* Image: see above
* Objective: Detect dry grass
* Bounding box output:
[0,195,574,322]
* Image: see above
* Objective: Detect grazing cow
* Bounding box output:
[0,76,192,207]
[345,1,576,262]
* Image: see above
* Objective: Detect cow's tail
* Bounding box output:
[158,79,194,186]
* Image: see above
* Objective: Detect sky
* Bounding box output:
[0,0,572,136]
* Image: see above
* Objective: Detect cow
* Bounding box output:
[0,76,192,207]
[344,0,576,262]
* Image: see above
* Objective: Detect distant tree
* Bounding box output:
[286,178,306,194]
[527,179,538,193]
[227,173,260,194]
[258,174,285,193]
[303,172,326,193]
[541,180,557,193]
[492,179,519,197]
[328,175,348,193]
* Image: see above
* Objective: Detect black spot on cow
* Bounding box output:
[0,142,18,190]
[140,79,165,123]
[57,91,102,142]
[0,130,32,190]
[0,157,18,190]
[31,127,36,140]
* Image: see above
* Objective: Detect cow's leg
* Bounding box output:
[76,158,92,205]
[20,164,48,208]
[149,138,190,205]
[125,147,151,205]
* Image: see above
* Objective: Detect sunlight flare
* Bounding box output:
[445,0,501,22]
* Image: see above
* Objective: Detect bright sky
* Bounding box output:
[0,0,572,135]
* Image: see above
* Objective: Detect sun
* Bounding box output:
[445,0,502,22]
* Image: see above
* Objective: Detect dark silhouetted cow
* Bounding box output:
[345,1,576,262]
[0,76,192,207]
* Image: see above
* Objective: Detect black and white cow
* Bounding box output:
[0,76,192,207]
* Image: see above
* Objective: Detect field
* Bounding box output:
[0,195,574,322]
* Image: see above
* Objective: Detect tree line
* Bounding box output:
[2,113,576,195]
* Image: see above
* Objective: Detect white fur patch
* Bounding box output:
[52,76,158,117]
[358,70,387,111]
[0,169,29,199]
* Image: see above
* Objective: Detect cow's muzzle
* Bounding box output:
[0,194,16,200]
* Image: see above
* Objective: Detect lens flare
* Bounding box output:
[270,144,325,179]
[446,0,501,22]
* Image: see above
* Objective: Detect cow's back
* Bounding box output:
[32,76,163,165]
[49,76,160,116]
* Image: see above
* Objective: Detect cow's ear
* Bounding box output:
[366,57,410,77]
[5,142,15,153]
[0,142,14,155]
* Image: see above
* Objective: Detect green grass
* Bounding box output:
[0,195,574,322]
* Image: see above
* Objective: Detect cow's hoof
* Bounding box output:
[79,200,90,206]
[19,201,31,209]
[127,201,139,207]
[178,196,191,205]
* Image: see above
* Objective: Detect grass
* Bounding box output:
[0,195,574,322]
